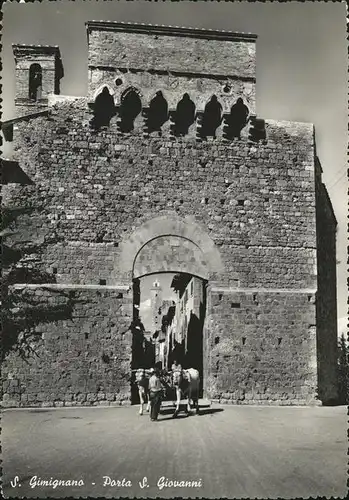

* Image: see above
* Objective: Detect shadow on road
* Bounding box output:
[197,408,224,416]
[158,414,190,421]
[60,416,82,419]
[28,409,52,413]
[157,407,224,421]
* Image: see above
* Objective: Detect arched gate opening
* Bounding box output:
[131,271,207,403]
[118,215,224,404]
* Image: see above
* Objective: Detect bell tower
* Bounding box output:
[150,279,163,334]
[13,44,63,116]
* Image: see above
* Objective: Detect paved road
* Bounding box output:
[2,404,347,499]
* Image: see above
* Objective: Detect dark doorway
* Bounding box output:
[29,63,42,101]
[173,93,196,136]
[119,88,142,133]
[146,91,168,133]
[200,95,222,138]
[224,98,249,139]
[91,87,116,129]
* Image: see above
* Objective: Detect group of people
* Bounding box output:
[135,361,182,422]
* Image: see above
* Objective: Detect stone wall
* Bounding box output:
[87,22,256,112]
[133,236,208,279]
[3,17,338,406]
[7,99,317,291]
[315,160,338,404]
[2,285,133,408]
[205,288,318,405]
[1,96,323,406]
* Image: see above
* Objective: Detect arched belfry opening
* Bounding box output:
[146,91,168,133]
[91,86,116,129]
[29,63,42,101]
[225,98,250,139]
[200,95,222,138]
[173,93,196,136]
[119,88,142,133]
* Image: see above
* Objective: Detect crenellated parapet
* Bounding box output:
[89,85,255,141]
[9,22,261,142]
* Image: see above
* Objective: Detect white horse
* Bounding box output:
[172,368,200,417]
[134,368,151,415]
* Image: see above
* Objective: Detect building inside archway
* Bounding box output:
[133,273,206,383]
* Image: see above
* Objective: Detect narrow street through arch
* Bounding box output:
[131,272,207,402]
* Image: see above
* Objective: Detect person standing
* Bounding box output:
[135,368,150,416]
[148,368,164,421]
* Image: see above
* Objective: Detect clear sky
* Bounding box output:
[2,0,347,319]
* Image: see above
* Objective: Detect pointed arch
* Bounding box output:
[146,90,169,133]
[173,93,196,136]
[121,86,143,102]
[225,97,250,139]
[91,86,116,130]
[29,63,42,101]
[92,83,115,102]
[200,95,223,138]
[119,87,142,133]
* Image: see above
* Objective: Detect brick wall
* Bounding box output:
[2,285,133,408]
[87,26,256,77]
[315,160,338,404]
[7,99,316,290]
[205,289,318,405]
[133,235,209,279]
[86,23,256,113]
[2,96,323,406]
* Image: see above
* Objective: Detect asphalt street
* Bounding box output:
[2,404,347,499]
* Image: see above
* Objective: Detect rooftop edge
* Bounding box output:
[13,44,61,55]
[85,20,257,42]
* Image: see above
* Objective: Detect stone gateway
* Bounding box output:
[1,22,338,407]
